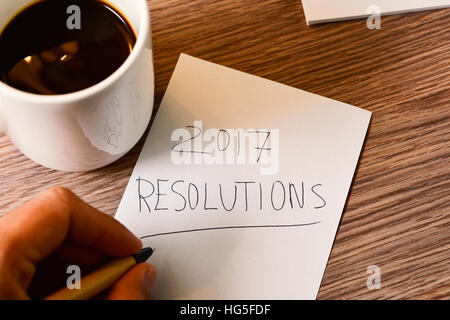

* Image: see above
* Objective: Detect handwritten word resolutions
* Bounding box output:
[115,54,372,299]
[137,178,326,214]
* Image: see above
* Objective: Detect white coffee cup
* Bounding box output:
[0,0,154,172]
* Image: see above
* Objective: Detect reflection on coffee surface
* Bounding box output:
[0,0,136,95]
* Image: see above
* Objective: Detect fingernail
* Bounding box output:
[143,264,157,296]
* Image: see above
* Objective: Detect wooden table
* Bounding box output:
[0,0,448,299]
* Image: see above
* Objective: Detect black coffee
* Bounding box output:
[0,0,136,95]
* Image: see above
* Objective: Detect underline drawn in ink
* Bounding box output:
[140,221,321,239]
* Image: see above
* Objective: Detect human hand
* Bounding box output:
[0,187,157,300]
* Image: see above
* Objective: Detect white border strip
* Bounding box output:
[301,0,450,25]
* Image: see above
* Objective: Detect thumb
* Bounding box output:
[106,263,157,300]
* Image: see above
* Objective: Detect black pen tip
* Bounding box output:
[133,247,154,263]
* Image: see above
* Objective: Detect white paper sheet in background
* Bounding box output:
[115,53,372,299]
[301,0,450,25]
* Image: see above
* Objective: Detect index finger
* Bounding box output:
[0,187,142,265]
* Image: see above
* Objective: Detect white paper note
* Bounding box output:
[115,53,372,299]
[301,0,450,25]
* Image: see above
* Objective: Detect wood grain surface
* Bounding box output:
[0,0,449,299]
